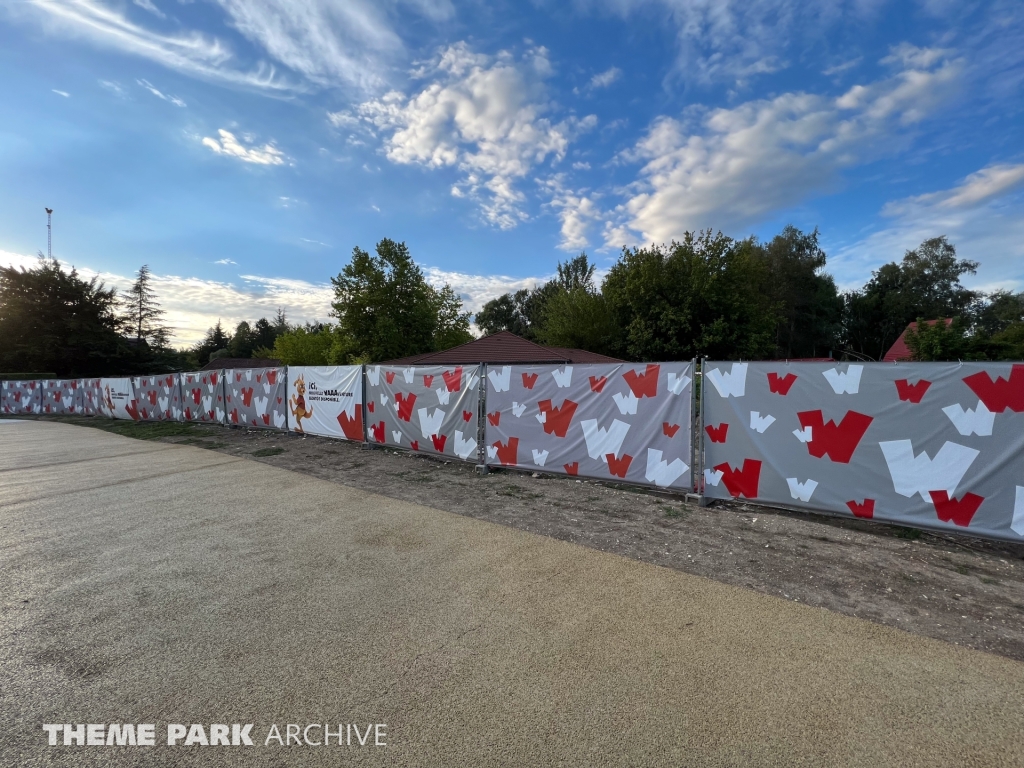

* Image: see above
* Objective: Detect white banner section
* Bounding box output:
[287,366,364,440]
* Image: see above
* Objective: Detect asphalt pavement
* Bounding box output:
[2,419,1023,767]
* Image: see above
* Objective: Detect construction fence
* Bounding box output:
[3,360,1022,542]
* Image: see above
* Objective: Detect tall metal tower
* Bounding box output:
[45,208,53,259]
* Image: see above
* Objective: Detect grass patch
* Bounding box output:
[981,577,1000,585]
[252,447,285,457]
[893,527,923,540]
[664,506,689,519]
[955,565,969,575]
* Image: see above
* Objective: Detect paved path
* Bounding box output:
[2,420,1023,767]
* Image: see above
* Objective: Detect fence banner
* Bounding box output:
[1,380,41,415]
[364,364,482,460]
[286,366,363,440]
[98,377,136,419]
[132,374,183,421]
[701,361,1024,542]
[181,370,224,423]
[225,367,287,429]
[40,379,77,414]
[78,378,102,415]
[484,363,694,489]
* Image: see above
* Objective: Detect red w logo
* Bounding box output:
[430,434,447,452]
[705,423,728,443]
[963,365,1024,412]
[846,499,874,519]
[895,379,931,403]
[442,366,463,392]
[521,373,538,390]
[209,372,218,386]
[662,422,680,437]
[538,399,578,437]
[796,410,873,463]
[494,437,518,466]
[369,421,385,443]
[563,462,578,476]
[767,372,797,395]
[623,364,659,398]
[148,390,158,406]
[337,409,363,441]
[191,388,202,404]
[930,491,983,527]
[385,371,395,385]
[589,376,607,393]
[423,375,434,388]
[241,387,255,407]
[606,453,633,478]
[395,392,417,422]
[713,459,761,498]
[487,411,500,426]
[266,370,277,386]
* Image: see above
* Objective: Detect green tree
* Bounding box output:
[122,265,169,348]
[903,318,970,361]
[263,323,336,365]
[757,226,842,358]
[228,321,255,358]
[330,239,471,362]
[0,256,125,376]
[602,231,777,361]
[843,237,979,359]
[191,320,231,367]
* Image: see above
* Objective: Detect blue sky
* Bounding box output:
[1,0,1022,345]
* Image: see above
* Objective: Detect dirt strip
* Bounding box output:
[10,415,1024,663]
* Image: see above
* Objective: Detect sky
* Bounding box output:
[1,0,1022,346]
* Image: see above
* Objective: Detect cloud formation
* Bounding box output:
[345,43,597,229]
[201,129,286,165]
[137,78,186,107]
[833,161,1024,292]
[604,45,963,246]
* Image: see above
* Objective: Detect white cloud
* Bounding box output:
[353,42,597,229]
[214,258,237,265]
[52,89,70,97]
[832,162,1024,293]
[589,66,621,89]
[17,0,290,91]
[137,78,186,107]
[539,175,603,251]
[423,266,548,314]
[823,57,862,76]
[201,129,286,165]
[98,79,125,96]
[606,46,963,245]
[572,161,591,170]
[132,0,165,19]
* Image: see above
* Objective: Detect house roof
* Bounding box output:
[378,331,624,366]
[882,319,953,362]
[201,357,281,370]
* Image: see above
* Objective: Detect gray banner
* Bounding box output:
[181,371,225,423]
[132,374,183,421]
[702,361,1024,542]
[364,364,482,460]
[484,362,694,490]
[225,367,287,429]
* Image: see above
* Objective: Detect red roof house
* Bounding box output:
[379,331,623,366]
[882,319,953,362]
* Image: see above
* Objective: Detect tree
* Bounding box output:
[330,239,472,362]
[0,256,125,376]
[756,226,842,358]
[602,231,777,361]
[122,265,169,348]
[903,318,970,361]
[191,320,231,367]
[843,237,979,360]
[227,321,255,358]
[263,323,336,365]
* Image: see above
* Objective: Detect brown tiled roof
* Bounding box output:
[379,331,624,365]
[882,319,952,362]
[201,357,281,370]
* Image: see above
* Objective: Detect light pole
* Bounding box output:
[45,208,53,259]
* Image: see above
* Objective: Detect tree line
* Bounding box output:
[476,229,1024,362]
[2,230,1021,377]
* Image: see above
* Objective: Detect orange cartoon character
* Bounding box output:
[289,375,312,433]
[103,384,115,416]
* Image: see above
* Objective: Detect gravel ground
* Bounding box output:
[13,415,1024,663]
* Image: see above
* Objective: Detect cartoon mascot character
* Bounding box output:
[290,375,312,433]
